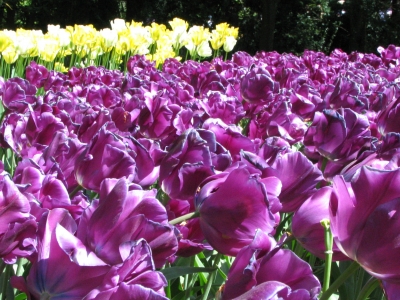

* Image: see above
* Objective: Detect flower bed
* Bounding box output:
[1,31,400,299]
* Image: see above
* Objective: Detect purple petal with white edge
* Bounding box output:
[18,208,109,299]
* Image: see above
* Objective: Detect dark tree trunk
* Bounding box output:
[348,0,366,52]
[5,2,16,30]
[259,0,279,51]
[125,0,146,21]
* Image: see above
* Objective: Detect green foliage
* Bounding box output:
[1,0,399,55]
[274,0,335,54]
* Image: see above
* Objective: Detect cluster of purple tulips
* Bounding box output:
[2,44,400,299]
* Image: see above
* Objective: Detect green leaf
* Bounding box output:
[15,293,27,300]
[160,266,216,281]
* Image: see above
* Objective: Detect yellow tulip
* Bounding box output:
[110,18,128,33]
[100,28,118,52]
[37,35,60,62]
[226,27,239,39]
[187,26,210,46]
[15,28,42,57]
[215,22,230,35]
[70,24,98,56]
[126,22,152,54]
[210,30,224,50]
[47,25,71,48]
[147,22,167,42]
[223,35,237,53]
[0,31,12,52]
[169,18,189,31]
[115,32,130,55]
[168,18,189,52]
[2,45,19,64]
[197,40,212,57]
[54,62,68,72]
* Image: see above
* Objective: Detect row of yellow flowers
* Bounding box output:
[0,18,239,78]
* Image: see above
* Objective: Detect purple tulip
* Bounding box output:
[82,240,168,299]
[175,218,211,257]
[122,137,160,187]
[195,164,279,256]
[200,92,245,125]
[0,112,28,156]
[304,107,371,178]
[376,95,400,135]
[0,173,37,263]
[378,44,400,66]
[241,149,322,213]
[127,55,157,75]
[12,208,168,299]
[25,105,67,147]
[330,167,400,282]
[289,84,321,119]
[159,129,214,201]
[39,132,87,191]
[265,151,324,212]
[266,101,308,145]
[83,84,122,108]
[11,208,110,299]
[25,61,50,89]
[76,108,113,143]
[137,92,181,141]
[292,186,349,261]
[327,76,363,111]
[80,178,177,268]
[111,106,137,132]
[202,118,255,162]
[382,281,400,300]
[43,70,70,93]
[14,159,88,221]
[226,281,318,300]
[75,125,137,192]
[240,66,277,104]
[339,132,400,180]
[2,77,38,112]
[167,199,211,257]
[305,108,371,161]
[221,229,321,299]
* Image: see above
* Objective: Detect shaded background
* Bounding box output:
[1,0,399,55]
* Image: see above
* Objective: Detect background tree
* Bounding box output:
[0,0,399,55]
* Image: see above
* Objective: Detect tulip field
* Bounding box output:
[1,18,400,300]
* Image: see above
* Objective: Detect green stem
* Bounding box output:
[15,259,23,277]
[273,212,293,239]
[184,256,195,299]
[169,211,199,225]
[13,258,25,294]
[320,261,360,300]
[354,268,366,296]
[1,264,12,300]
[0,260,5,275]
[316,156,329,188]
[321,156,328,175]
[69,185,82,198]
[201,253,222,300]
[321,219,333,292]
[355,277,381,300]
